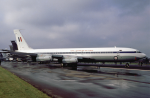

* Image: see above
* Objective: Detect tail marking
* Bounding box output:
[18,37,22,42]
[14,29,32,50]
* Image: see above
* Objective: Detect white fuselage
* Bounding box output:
[16,47,146,62]
[13,29,146,63]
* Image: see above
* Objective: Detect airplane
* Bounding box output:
[0,52,12,61]
[0,45,18,61]
[0,43,17,61]
[7,41,32,62]
[0,41,31,62]
[0,46,13,61]
[0,53,5,61]
[10,29,146,67]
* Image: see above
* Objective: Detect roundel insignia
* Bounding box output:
[114,56,118,60]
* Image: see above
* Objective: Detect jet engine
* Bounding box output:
[36,54,52,62]
[62,58,78,63]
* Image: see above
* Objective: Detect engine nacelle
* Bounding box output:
[36,54,52,62]
[52,58,58,62]
[62,58,78,63]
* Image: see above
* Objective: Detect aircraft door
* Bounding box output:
[117,51,120,56]
[116,51,120,60]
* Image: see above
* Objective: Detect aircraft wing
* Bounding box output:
[0,51,10,53]
[10,51,37,57]
[52,54,92,59]
[0,49,10,53]
[52,54,94,63]
[52,54,63,58]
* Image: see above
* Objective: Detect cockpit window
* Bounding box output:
[136,51,141,53]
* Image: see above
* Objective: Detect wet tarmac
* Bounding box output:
[1,62,150,98]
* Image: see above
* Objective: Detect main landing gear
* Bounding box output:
[62,63,77,70]
[125,63,129,67]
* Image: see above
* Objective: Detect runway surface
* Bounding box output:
[1,62,150,98]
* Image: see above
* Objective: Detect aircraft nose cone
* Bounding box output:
[136,53,146,60]
[141,53,146,58]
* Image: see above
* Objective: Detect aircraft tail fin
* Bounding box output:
[9,45,13,51]
[14,29,32,50]
[11,41,18,51]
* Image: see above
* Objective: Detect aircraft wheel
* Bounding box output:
[125,63,129,67]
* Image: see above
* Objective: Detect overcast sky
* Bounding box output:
[0,0,150,57]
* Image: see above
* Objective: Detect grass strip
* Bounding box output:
[0,66,51,98]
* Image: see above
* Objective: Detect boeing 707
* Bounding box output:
[11,29,146,67]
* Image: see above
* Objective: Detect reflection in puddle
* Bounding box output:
[76,66,141,76]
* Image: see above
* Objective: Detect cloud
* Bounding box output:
[111,0,150,16]
[0,0,149,57]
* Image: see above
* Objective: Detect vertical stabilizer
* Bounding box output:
[11,41,18,51]
[9,45,13,51]
[14,29,32,50]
